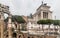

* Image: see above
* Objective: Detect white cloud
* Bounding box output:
[0,0,60,19]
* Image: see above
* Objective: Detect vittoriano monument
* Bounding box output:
[0,4,12,38]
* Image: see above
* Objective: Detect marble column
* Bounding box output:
[17,31,19,38]
[8,14,12,38]
[17,23,20,38]
[0,12,4,38]
[41,11,43,19]
[4,35,6,38]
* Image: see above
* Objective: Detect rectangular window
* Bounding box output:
[43,12,48,19]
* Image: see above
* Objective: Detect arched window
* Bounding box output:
[28,37,30,38]
[12,33,17,37]
[19,35,21,38]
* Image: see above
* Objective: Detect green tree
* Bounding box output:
[4,15,26,23]
[4,15,26,31]
[53,20,59,25]
[46,19,53,30]
[37,19,48,32]
[37,19,53,35]
[53,20,60,35]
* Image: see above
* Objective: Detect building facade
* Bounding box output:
[32,3,52,23]
[27,3,57,36]
[0,3,58,38]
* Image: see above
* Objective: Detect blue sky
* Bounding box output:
[0,0,60,19]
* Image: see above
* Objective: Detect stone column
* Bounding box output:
[17,24,20,30]
[23,33,28,38]
[8,14,12,38]
[17,24,18,38]
[36,15,38,23]
[1,21,4,38]
[17,23,20,38]
[41,11,43,19]
[48,11,52,19]
[0,12,4,38]
[17,33,19,38]
[4,35,6,38]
